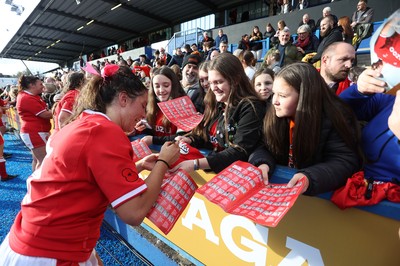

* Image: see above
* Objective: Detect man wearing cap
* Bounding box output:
[181,54,204,113]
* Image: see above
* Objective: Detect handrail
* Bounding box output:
[166,27,204,55]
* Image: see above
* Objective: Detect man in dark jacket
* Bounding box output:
[320,42,355,95]
[310,15,343,64]
[351,0,374,28]
[168,47,185,68]
[298,13,316,32]
[351,0,374,47]
[316,6,338,30]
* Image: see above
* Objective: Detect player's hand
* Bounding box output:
[158,141,180,167]
[141,135,153,146]
[137,154,158,172]
[287,173,309,194]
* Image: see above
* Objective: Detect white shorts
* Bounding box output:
[20,132,49,150]
[0,234,99,266]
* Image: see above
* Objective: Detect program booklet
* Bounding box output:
[197,161,305,227]
[146,169,198,234]
[131,140,199,234]
[369,9,400,93]
[131,139,152,160]
[157,96,204,131]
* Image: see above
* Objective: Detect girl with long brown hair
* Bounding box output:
[250,62,362,195]
[174,53,266,173]
[138,66,186,146]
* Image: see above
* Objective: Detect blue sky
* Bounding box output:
[0,0,59,76]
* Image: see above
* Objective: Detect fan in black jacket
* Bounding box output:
[173,53,266,173]
[310,16,343,64]
[249,62,362,196]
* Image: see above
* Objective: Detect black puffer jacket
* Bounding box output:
[191,99,267,173]
[310,26,343,63]
[249,117,361,195]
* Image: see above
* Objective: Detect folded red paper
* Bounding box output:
[146,169,198,234]
[157,96,204,131]
[131,139,152,160]
[197,161,305,227]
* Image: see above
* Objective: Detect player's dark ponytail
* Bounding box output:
[18,75,40,92]
[70,65,147,121]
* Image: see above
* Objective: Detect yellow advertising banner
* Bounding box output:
[142,170,400,266]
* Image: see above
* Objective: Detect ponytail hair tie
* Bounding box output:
[82,64,119,79]
[101,64,119,78]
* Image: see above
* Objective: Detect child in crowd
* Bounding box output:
[241,50,256,80]
[249,62,362,195]
[198,61,210,92]
[249,25,263,59]
[173,53,266,173]
[252,67,274,102]
[271,20,287,46]
[138,66,186,146]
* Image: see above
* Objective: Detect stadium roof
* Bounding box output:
[0,0,248,65]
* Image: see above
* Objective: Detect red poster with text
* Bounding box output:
[197,161,305,227]
[157,96,204,131]
[146,169,198,234]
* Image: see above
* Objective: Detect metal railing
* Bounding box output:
[166,28,204,54]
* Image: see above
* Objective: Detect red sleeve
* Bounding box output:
[87,123,147,208]
[20,94,47,116]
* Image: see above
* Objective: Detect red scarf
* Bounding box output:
[295,36,310,49]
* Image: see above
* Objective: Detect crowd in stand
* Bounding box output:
[0,1,399,265]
